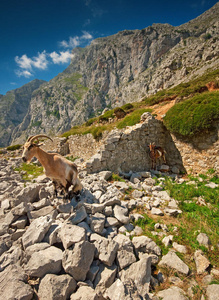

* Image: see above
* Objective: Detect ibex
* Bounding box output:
[22,135,82,199]
[148,142,166,170]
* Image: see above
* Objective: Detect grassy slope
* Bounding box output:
[61,68,219,140]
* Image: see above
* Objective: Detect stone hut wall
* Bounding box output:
[85,114,184,174]
[170,123,219,175]
[41,114,218,175]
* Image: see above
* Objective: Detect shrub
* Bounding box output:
[163,92,219,136]
[85,117,98,126]
[120,103,134,111]
[98,109,115,122]
[7,144,22,151]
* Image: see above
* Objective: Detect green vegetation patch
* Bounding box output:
[62,124,108,140]
[144,69,219,105]
[163,91,219,136]
[7,144,22,151]
[64,72,88,101]
[117,108,152,129]
[65,156,80,162]
[15,163,44,181]
[98,109,115,123]
[133,214,169,255]
[109,173,126,182]
[165,172,219,265]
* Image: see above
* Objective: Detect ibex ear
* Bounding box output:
[37,143,44,147]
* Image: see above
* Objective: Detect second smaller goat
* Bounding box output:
[22,135,82,199]
[148,142,166,170]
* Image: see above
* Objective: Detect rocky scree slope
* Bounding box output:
[0,79,46,147]
[0,149,218,299]
[10,2,219,145]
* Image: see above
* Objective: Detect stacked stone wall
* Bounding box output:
[85,114,184,174]
[41,114,219,175]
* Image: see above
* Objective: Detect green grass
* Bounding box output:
[144,68,219,105]
[65,156,80,162]
[15,163,44,181]
[116,108,152,129]
[61,68,218,139]
[164,173,219,265]
[163,91,219,136]
[109,173,126,182]
[7,144,22,151]
[133,214,169,255]
[64,72,89,101]
[62,107,152,139]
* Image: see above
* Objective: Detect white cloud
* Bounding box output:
[15,51,49,71]
[15,54,32,70]
[50,51,74,64]
[32,51,48,70]
[60,31,93,49]
[14,32,93,77]
[81,31,93,40]
[15,69,33,78]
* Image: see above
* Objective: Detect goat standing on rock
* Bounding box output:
[148,142,166,170]
[22,135,82,199]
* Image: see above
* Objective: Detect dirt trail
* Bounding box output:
[151,99,176,120]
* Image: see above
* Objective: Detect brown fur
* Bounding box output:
[148,143,166,170]
[22,136,82,199]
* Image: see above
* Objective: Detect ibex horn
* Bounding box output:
[28,135,53,144]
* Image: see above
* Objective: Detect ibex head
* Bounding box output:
[22,135,53,163]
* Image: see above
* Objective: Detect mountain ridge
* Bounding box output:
[0,79,46,146]
[1,2,219,146]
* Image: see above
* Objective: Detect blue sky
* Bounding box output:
[0,0,217,95]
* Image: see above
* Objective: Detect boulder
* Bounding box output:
[22,215,52,249]
[119,256,152,298]
[206,284,219,300]
[156,286,189,300]
[59,223,86,249]
[158,251,189,275]
[172,242,187,254]
[116,249,136,270]
[13,183,42,206]
[67,206,87,225]
[132,235,161,256]
[90,212,105,234]
[27,206,56,221]
[38,274,77,300]
[194,250,210,274]
[94,263,117,297]
[151,207,164,216]
[91,233,119,266]
[25,246,63,277]
[196,233,211,248]
[0,246,24,271]
[70,285,99,300]
[0,264,33,300]
[113,205,129,224]
[62,241,95,281]
[105,278,141,300]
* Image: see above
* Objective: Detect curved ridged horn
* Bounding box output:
[27,135,34,142]
[29,135,53,144]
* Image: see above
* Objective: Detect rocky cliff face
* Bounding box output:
[8,3,219,145]
[0,79,46,146]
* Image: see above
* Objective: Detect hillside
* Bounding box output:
[0,79,46,147]
[7,2,219,145]
[0,145,218,299]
